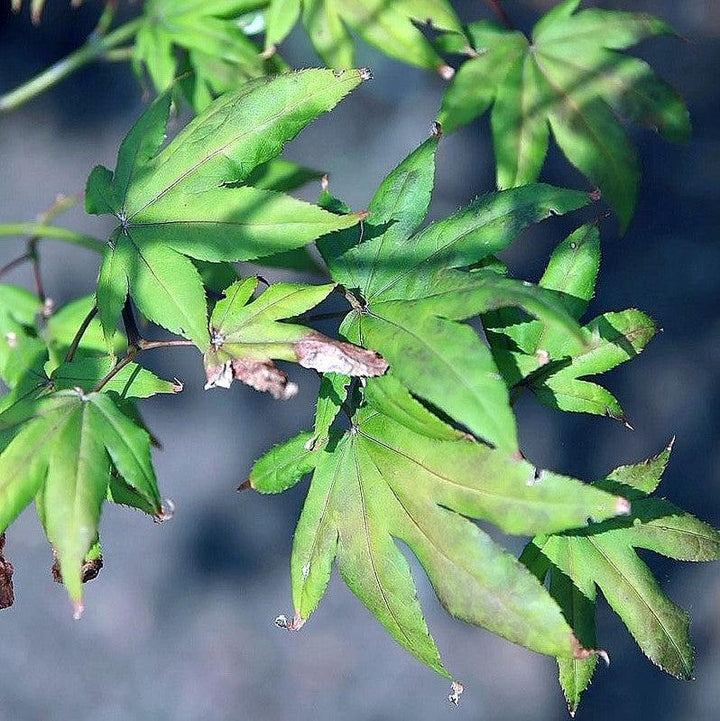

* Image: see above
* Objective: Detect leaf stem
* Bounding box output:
[0,224,104,252]
[92,300,195,392]
[64,305,98,363]
[0,17,142,113]
[0,253,31,278]
[486,0,514,29]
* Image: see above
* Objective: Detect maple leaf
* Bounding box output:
[520,441,720,715]
[483,223,657,424]
[133,0,283,110]
[248,394,630,682]
[263,0,461,76]
[437,0,690,228]
[204,278,387,397]
[0,390,163,614]
[85,69,368,348]
[318,130,594,450]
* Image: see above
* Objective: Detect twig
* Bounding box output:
[0,253,31,278]
[0,18,142,113]
[64,305,98,363]
[92,301,196,392]
[487,0,514,29]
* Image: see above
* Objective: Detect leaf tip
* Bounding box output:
[358,67,373,82]
[72,600,84,621]
[153,498,176,523]
[274,611,305,631]
[237,480,251,493]
[438,64,455,81]
[431,121,443,140]
[448,680,464,706]
[589,188,602,202]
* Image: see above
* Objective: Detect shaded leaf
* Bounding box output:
[438,4,690,227]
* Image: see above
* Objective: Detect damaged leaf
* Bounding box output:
[0,390,162,612]
[204,278,386,397]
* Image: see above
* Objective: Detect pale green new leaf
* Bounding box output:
[438,3,690,228]
[87,70,367,345]
[522,441,720,714]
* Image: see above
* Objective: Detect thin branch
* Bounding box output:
[138,339,196,351]
[64,305,98,363]
[0,18,142,113]
[0,253,31,278]
[92,349,137,392]
[487,0,514,29]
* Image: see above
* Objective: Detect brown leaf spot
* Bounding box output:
[0,533,15,610]
[232,358,298,400]
[51,554,103,585]
[571,634,610,665]
[295,332,388,377]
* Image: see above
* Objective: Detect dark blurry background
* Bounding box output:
[0,1,718,719]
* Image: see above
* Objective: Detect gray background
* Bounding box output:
[0,1,718,719]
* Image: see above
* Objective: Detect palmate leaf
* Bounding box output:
[483,223,657,423]
[437,0,690,228]
[521,442,720,715]
[204,278,387,397]
[0,390,162,612]
[264,0,462,75]
[133,0,283,110]
[319,132,592,450]
[249,401,630,681]
[86,69,368,348]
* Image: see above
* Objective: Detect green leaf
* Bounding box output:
[204,279,387,396]
[44,295,126,372]
[529,310,657,421]
[0,390,162,610]
[522,441,720,714]
[278,407,628,678]
[293,0,461,73]
[438,5,690,228]
[50,356,182,400]
[134,0,279,110]
[249,431,317,493]
[324,136,589,448]
[87,70,367,344]
[483,225,656,421]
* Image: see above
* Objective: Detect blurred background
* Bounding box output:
[0,1,718,719]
